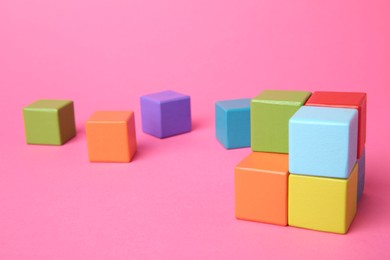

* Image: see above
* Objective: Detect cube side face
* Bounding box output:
[235,168,288,226]
[346,164,358,229]
[289,108,358,178]
[215,103,228,148]
[227,108,250,149]
[23,109,62,145]
[57,102,76,144]
[357,148,366,200]
[86,121,131,162]
[357,98,367,158]
[348,114,359,170]
[251,102,301,153]
[288,172,357,234]
[160,98,191,138]
[140,97,162,138]
[127,113,137,162]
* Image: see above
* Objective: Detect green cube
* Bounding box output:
[251,90,311,153]
[23,100,76,145]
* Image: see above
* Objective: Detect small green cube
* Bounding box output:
[251,90,311,153]
[23,100,76,145]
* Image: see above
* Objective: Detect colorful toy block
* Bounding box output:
[289,106,358,178]
[215,98,251,149]
[305,91,367,158]
[235,152,289,226]
[288,164,358,234]
[23,99,76,145]
[229,89,367,234]
[86,111,137,163]
[140,90,191,138]
[251,90,311,153]
[357,148,366,201]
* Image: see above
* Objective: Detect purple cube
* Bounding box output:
[140,90,192,138]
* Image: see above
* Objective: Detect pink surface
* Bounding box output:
[1,0,390,259]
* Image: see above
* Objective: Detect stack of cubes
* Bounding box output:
[217,90,367,234]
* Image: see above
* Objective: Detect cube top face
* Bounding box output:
[253,90,312,105]
[291,106,358,126]
[306,91,366,108]
[288,164,358,234]
[87,111,134,123]
[141,90,189,104]
[216,98,251,111]
[235,152,289,225]
[236,152,289,175]
[24,99,73,110]
[289,106,358,178]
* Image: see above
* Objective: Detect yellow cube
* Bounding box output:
[288,164,358,234]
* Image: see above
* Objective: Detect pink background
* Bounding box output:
[1,0,390,259]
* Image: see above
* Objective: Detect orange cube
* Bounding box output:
[235,152,289,225]
[86,111,137,162]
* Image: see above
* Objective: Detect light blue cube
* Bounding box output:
[357,148,366,201]
[289,106,358,178]
[215,98,251,149]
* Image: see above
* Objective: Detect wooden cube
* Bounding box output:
[215,98,251,149]
[289,106,358,178]
[251,90,311,153]
[23,99,76,145]
[140,90,191,138]
[86,111,137,162]
[288,164,358,234]
[235,152,289,225]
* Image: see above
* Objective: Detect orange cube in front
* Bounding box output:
[235,152,289,225]
[86,111,137,162]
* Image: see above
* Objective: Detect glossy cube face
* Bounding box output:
[215,98,251,149]
[23,100,76,145]
[305,91,366,158]
[86,111,137,163]
[357,148,366,201]
[250,90,311,153]
[288,164,358,234]
[235,152,289,226]
[289,106,358,178]
[140,90,191,138]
